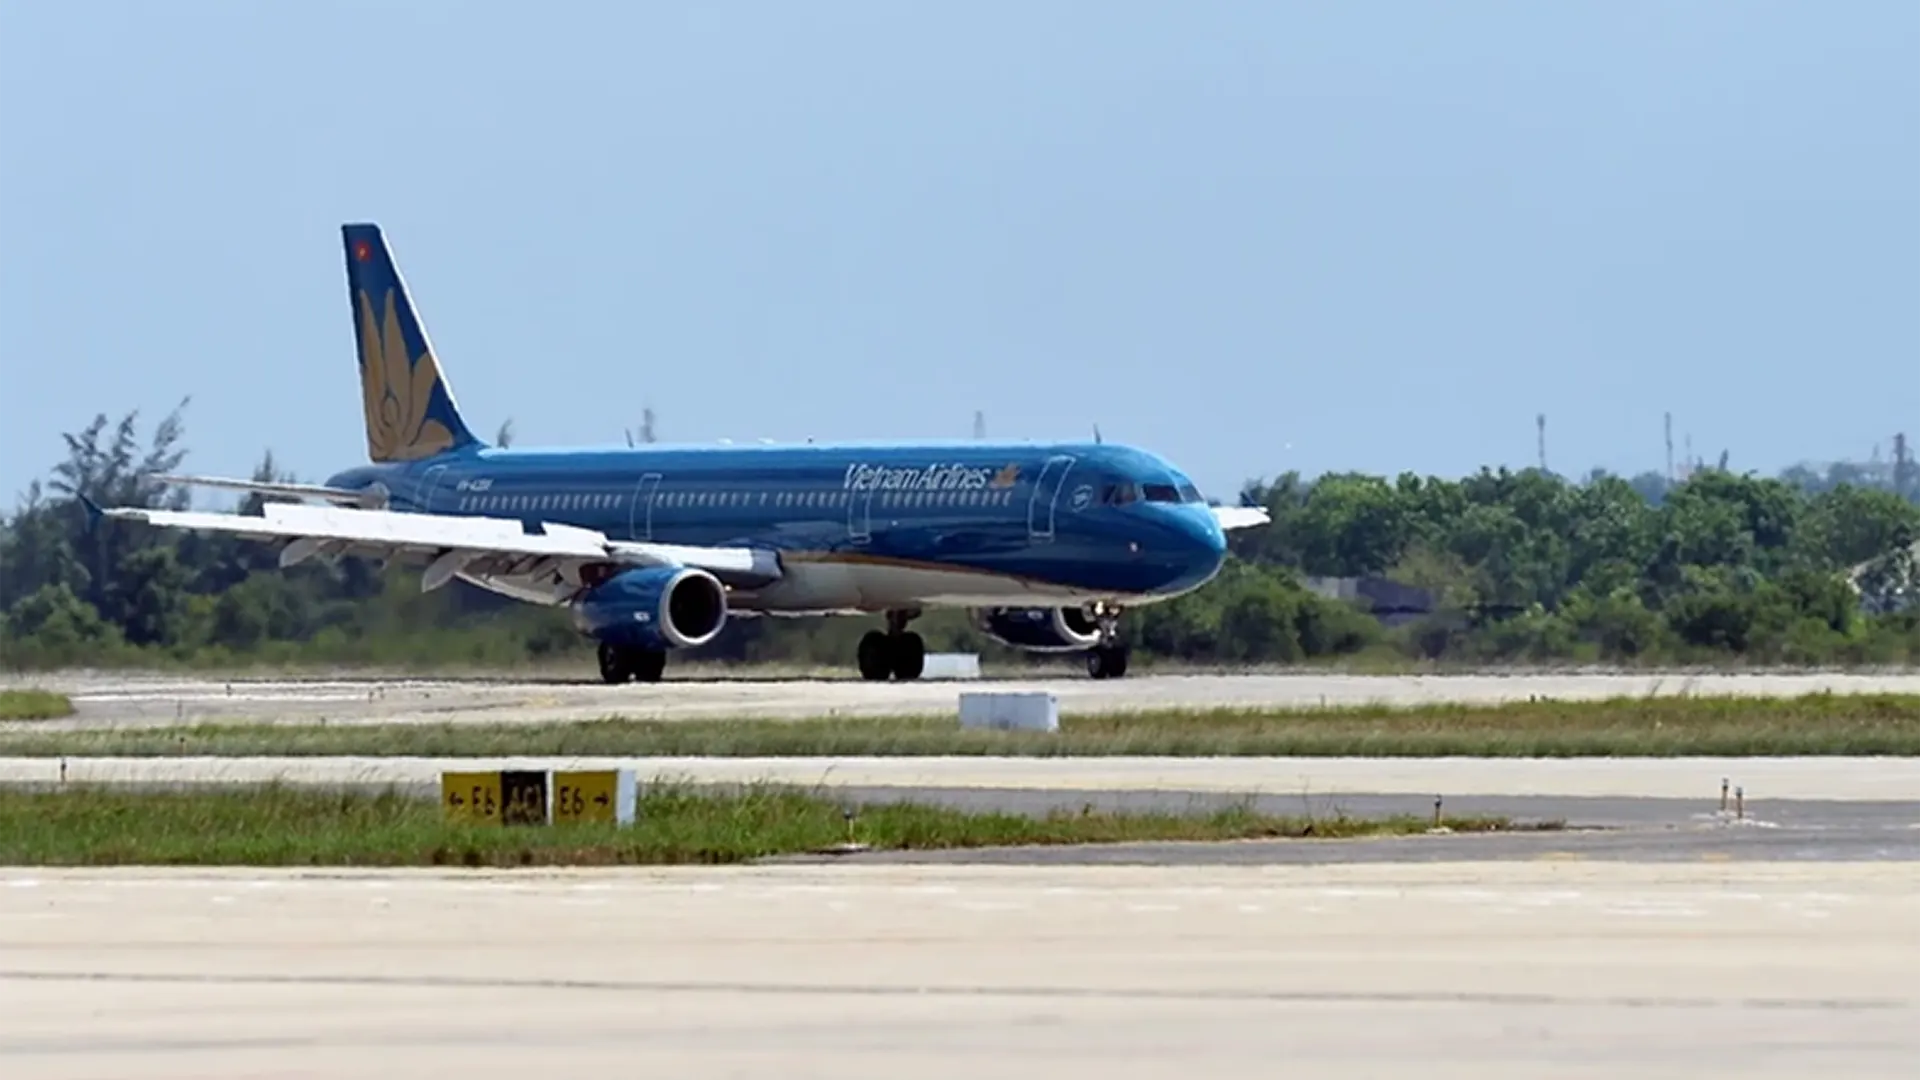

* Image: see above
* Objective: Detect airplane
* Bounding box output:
[103,224,1270,684]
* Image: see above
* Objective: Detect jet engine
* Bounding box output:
[572,565,728,650]
[975,606,1104,652]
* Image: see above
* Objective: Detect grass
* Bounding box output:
[6,692,1920,757]
[0,689,75,722]
[0,784,1511,866]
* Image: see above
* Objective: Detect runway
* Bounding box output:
[2,862,1915,1079]
[13,669,1920,728]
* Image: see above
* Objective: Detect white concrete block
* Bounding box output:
[920,653,983,680]
[957,691,1059,733]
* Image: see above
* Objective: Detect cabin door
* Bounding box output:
[848,486,873,545]
[1027,455,1076,541]
[627,473,662,540]
[418,465,451,514]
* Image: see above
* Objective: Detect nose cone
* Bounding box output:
[1161,507,1228,595]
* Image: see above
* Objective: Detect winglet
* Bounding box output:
[75,492,104,532]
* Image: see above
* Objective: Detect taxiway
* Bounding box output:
[12,669,1920,728]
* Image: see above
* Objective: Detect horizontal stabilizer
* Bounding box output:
[150,474,384,507]
[1210,505,1271,531]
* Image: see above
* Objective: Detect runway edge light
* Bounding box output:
[554,769,638,826]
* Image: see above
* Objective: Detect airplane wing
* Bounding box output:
[1210,505,1270,531]
[102,501,784,596]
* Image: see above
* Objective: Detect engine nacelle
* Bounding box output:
[572,565,728,650]
[975,606,1103,652]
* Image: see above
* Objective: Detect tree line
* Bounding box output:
[3,404,1917,673]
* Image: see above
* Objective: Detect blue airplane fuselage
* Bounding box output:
[326,437,1228,611]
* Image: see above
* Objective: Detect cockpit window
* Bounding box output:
[1102,477,1204,506]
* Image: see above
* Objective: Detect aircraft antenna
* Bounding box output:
[973,410,985,439]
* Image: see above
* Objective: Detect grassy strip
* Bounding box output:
[0,784,1510,866]
[7,692,1920,757]
[0,689,75,722]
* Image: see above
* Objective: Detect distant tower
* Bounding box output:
[1664,412,1674,481]
[1536,413,1547,471]
[641,407,656,444]
[973,410,985,439]
[1896,432,1913,499]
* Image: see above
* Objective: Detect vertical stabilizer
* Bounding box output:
[341,223,481,463]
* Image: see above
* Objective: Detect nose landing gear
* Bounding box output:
[1084,602,1130,680]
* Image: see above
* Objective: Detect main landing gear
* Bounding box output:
[857,609,926,681]
[1084,603,1130,680]
[598,641,667,684]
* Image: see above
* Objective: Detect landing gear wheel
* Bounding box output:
[857,631,892,681]
[630,648,667,683]
[599,642,667,684]
[890,631,925,681]
[1086,644,1130,680]
[856,625,926,681]
[598,641,631,685]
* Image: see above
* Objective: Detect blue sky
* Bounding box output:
[3,1,1915,504]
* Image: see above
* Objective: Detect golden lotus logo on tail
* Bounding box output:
[990,463,1020,488]
[358,288,455,462]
